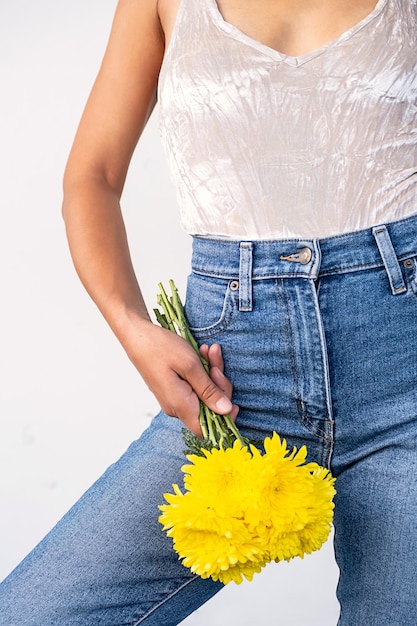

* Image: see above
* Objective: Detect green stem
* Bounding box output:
[169,280,204,361]
[204,404,218,447]
[153,309,169,330]
[199,402,209,440]
[223,414,247,447]
[157,284,179,327]
[155,281,250,451]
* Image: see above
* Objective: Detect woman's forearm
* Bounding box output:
[62,175,151,342]
[62,176,236,434]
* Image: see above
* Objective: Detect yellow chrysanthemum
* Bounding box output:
[182,442,257,515]
[266,463,336,561]
[170,526,268,582]
[159,433,336,584]
[244,434,316,533]
[295,465,336,554]
[212,557,267,585]
[159,442,270,584]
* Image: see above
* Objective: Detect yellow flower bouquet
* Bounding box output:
[155,281,336,585]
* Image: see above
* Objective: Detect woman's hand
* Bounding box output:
[121,319,238,437]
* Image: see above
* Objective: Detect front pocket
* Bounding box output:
[184,273,238,340]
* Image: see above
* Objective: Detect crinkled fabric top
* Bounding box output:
[158,0,417,239]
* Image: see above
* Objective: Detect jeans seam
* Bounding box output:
[277,280,335,463]
[276,280,331,441]
[319,260,384,276]
[130,576,201,625]
[192,261,406,280]
[300,413,334,441]
[276,279,301,410]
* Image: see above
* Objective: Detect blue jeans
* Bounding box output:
[1,214,417,625]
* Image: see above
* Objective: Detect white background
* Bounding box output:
[0,1,340,623]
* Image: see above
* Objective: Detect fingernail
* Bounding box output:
[215,397,232,413]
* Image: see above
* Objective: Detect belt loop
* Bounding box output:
[239,242,253,311]
[372,225,406,295]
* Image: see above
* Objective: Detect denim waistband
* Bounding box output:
[191,213,417,284]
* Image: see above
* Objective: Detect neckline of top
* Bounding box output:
[206,0,388,66]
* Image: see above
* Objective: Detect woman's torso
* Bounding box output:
[157,0,417,239]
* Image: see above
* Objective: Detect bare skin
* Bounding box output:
[62,0,378,436]
[159,0,379,55]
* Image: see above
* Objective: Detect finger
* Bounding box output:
[200,344,239,418]
[207,343,224,372]
[186,365,233,415]
[199,343,225,372]
[210,365,233,397]
[199,343,209,363]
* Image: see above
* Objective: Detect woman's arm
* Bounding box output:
[62,0,236,436]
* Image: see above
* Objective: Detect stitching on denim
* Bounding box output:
[276,279,301,415]
[188,283,237,339]
[280,279,335,451]
[310,280,335,426]
[130,576,201,625]
[277,280,332,442]
[238,242,253,311]
[324,420,334,470]
[318,260,383,276]
[398,251,417,261]
[372,225,407,294]
[301,413,333,442]
[192,260,394,280]
[310,284,335,468]
[301,417,334,469]
[192,268,239,279]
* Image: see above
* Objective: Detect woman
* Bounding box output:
[1,0,416,624]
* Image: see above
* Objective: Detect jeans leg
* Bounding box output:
[319,264,417,625]
[0,412,223,626]
[333,447,417,626]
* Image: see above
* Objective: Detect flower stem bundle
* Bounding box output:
[154,279,246,451]
[155,280,336,585]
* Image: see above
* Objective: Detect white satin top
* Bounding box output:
[158,0,417,239]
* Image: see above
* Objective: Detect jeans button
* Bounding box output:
[279,247,312,265]
[298,247,312,264]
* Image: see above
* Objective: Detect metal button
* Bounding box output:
[298,247,313,264]
[279,247,312,265]
[230,280,239,291]
[404,259,414,269]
